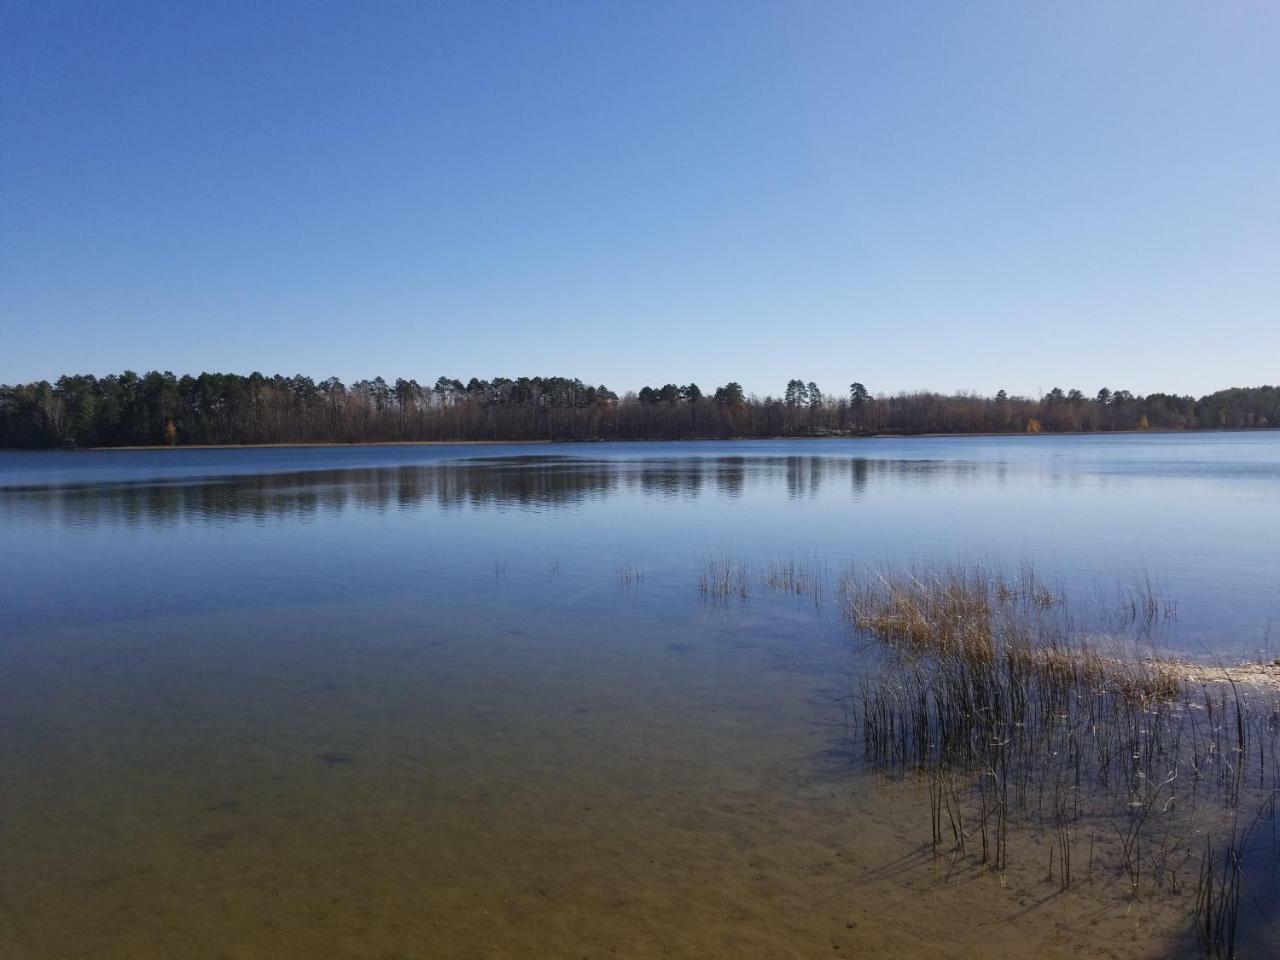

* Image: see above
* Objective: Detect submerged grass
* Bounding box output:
[761,556,825,605]
[842,564,1279,958]
[696,554,826,605]
[618,559,645,587]
[698,557,750,600]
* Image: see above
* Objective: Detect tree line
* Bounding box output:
[0,370,1276,448]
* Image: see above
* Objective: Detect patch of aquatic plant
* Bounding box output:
[760,555,826,604]
[618,559,645,587]
[698,557,750,601]
[1110,572,1180,632]
[842,564,1280,958]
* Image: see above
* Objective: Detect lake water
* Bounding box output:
[1,434,1278,958]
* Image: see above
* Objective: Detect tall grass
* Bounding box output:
[843,564,1279,957]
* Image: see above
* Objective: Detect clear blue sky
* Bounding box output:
[2,1,1276,398]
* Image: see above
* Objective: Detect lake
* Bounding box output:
[1,433,1278,958]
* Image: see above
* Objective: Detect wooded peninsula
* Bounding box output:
[1,372,1276,448]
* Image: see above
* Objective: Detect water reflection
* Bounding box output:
[1,455,996,528]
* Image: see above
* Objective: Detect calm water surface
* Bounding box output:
[1,434,1278,958]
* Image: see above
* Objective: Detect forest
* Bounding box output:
[0,371,1276,448]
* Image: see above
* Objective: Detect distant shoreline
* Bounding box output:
[6,376,1274,448]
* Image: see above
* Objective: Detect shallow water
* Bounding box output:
[1,434,1278,957]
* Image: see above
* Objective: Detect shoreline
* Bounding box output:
[1163,656,1280,690]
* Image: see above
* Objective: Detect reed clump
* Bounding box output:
[618,559,644,586]
[761,556,825,603]
[843,564,1279,958]
[698,557,750,600]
